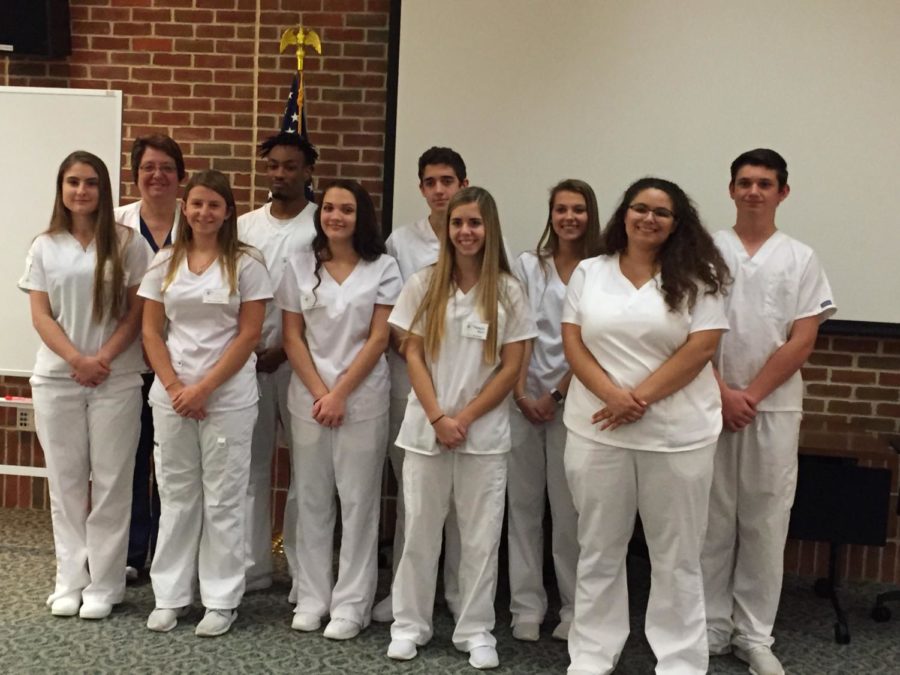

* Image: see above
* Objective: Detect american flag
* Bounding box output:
[280,73,315,200]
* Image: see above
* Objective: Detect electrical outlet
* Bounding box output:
[16,407,35,432]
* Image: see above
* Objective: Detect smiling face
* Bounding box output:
[448,201,486,260]
[551,190,589,244]
[182,185,231,238]
[137,146,181,203]
[624,188,676,252]
[729,164,789,221]
[61,162,101,218]
[320,187,357,244]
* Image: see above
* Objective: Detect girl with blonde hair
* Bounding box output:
[386,186,536,670]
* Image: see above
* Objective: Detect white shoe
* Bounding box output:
[323,618,361,640]
[733,645,785,675]
[469,645,499,670]
[512,621,540,641]
[195,609,237,637]
[387,638,418,661]
[371,595,393,623]
[147,606,189,632]
[79,601,112,620]
[291,611,321,632]
[551,620,570,641]
[125,566,139,583]
[50,593,81,617]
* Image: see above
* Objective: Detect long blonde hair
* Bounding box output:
[162,170,255,293]
[47,151,129,323]
[410,186,512,364]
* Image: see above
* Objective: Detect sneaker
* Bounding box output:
[551,620,570,641]
[195,609,237,637]
[468,645,500,670]
[512,621,540,641]
[323,618,361,640]
[147,606,190,632]
[125,566,139,583]
[372,595,393,623]
[79,601,112,620]
[733,645,785,675]
[50,593,81,617]
[387,638,418,661]
[291,611,321,632]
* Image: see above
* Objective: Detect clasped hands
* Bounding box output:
[592,387,648,431]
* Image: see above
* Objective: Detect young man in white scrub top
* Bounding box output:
[701,149,836,675]
[373,146,469,622]
[237,131,319,595]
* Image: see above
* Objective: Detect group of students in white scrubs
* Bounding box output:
[22,142,833,675]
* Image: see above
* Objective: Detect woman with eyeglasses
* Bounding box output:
[114,134,186,582]
[561,178,731,674]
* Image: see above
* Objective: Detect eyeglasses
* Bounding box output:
[139,163,178,175]
[628,203,674,220]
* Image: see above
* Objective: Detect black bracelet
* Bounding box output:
[430,413,446,425]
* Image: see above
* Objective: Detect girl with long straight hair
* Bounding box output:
[386,186,536,670]
[278,179,402,640]
[139,170,271,637]
[507,179,603,643]
[19,151,151,620]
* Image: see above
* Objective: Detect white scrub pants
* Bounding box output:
[508,410,578,626]
[701,412,801,652]
[290,414,388,625]
[565,435,715,675]
[390,451,507,652]
[246,361,298,589]
[31,374,142,606]
[150,404,256,610]
[382,395,461,614]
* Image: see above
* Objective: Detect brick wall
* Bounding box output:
[1,1,898,584]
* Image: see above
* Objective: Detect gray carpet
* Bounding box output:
[0,508,898,674]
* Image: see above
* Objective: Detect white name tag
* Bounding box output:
[300,291,324,310]
[461,320,489,340]
[203,288,230,304]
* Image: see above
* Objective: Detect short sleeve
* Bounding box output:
[501,276,538,344]
[376,255,403,305]
[385,231,398,260]
[137,251,171,302]
[123,229,153,287]
[689,287,730,333]
[388,268,429,335]
[274,252,311,313]
[238,252,274,302]
[18,236,47,293]
[561,260,588,325]
[795,251,837,323]
[512,252,529,288]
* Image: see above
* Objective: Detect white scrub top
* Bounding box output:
[562,254,729,453]
[385,218,441,399]
[388,269,537,456]
[513,251,569,397]
[238,202,317,351]
[18,227,152,377]
[276,250,403,423]
[114,199,181,251]
[713,229,836,412]
[138,248,273,412]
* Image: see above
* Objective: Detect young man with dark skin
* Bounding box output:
[701,149,836,675]
[237,132,318,597]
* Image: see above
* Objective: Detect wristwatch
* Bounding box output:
[550,388,564,405]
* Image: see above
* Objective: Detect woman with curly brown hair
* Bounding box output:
[561,177,730,675]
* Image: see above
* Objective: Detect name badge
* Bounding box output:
[300,291,324,311]
[461,320,489,340]
[203,288,230,304]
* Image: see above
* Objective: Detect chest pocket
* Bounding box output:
[762,270,797,325]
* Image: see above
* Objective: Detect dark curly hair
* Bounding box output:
[602,177,730,311]
[311,179,386,295]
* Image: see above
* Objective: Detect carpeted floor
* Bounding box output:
[0,507,898,673]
